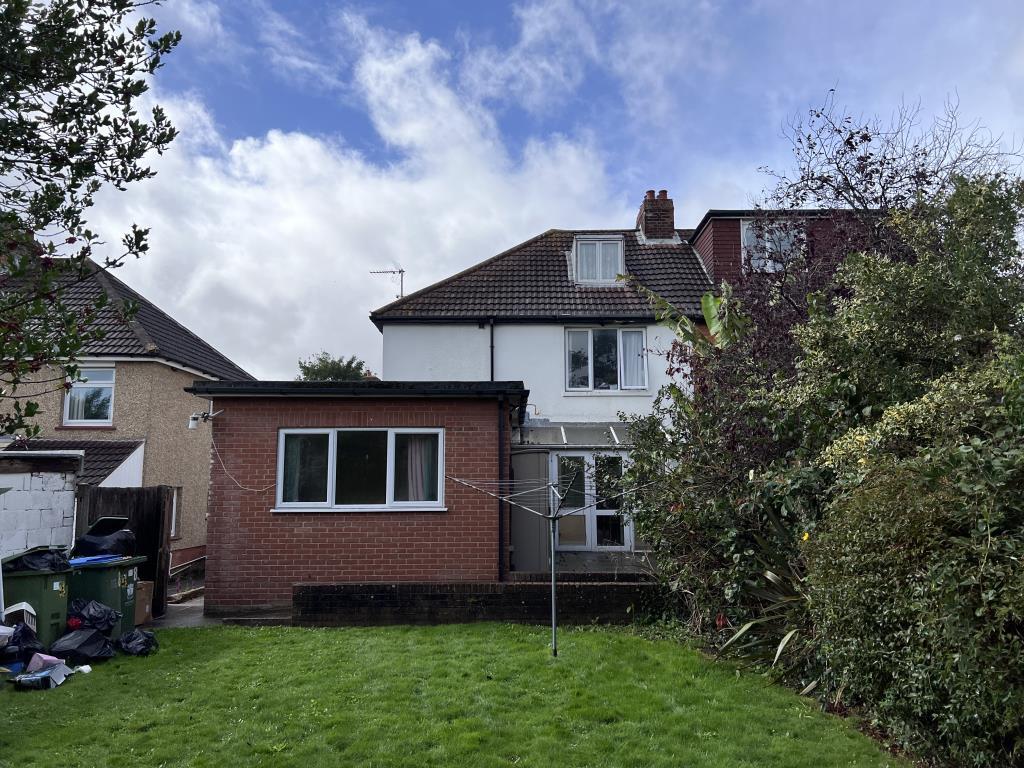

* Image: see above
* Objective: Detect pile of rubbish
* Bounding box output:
[1,518,158,692]
[1,598,157,691]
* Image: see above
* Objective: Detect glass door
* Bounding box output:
[552,452,632,551]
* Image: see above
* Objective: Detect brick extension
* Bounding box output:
[202,394,514,614]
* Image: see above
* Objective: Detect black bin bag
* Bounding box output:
[117,629,158,656]
[68,599,122,635]
[0,623,45,666]
[72,517,135,557]
[49,629,115,663]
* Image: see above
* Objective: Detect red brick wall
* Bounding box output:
[636,190,675,239]
[693,218,742,287]
[204,397,508,612]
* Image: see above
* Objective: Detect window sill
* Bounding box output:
[563,390,650,397]
[56,424,115,431]
[271,506,449,514]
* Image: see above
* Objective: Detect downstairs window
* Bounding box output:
[277,428,444,510]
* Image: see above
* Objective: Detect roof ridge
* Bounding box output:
[87,260,253,380]
[370,229,559,319]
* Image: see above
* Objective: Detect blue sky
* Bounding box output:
[93,0,1024,378]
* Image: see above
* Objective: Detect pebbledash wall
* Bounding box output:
[202,395,512,613]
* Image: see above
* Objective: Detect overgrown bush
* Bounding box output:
[622,96,1024,766]
[809,350,1024,765]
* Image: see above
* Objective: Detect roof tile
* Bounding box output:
[370,229,711,323]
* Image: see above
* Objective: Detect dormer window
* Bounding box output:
[740,219,803,272]
[573,236,624,285]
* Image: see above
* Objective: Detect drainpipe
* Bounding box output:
[497,394,506,582]
[489,317,495,381]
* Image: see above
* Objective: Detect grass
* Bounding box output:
[1,624,906,768]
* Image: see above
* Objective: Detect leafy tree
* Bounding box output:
[0,0,180,435]
[622,96,1022,673]
[296,352,373,382]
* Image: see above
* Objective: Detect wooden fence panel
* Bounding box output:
[75,485,172,618]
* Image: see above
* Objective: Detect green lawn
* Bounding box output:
[2,624,904,768]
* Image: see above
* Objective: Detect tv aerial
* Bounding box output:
[370,267,405,298]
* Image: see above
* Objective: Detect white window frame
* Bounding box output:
[275,427,445,512]
[564,327,648,392]
[62,366,115,426]
[551,451,633,552]
[572,235,624,285]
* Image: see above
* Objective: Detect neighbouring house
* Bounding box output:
[196,189,850,616]
[3,260,253,566]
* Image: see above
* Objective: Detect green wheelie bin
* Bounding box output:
[1,547,71,648]
[68,556,146,638]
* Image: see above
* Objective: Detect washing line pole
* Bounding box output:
[448,472,574,659]
[549,513,557,657]
[446,472,653,659]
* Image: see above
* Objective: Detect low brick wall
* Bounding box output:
[293,581,662,626]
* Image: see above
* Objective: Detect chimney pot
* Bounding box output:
[657,189,668,200]
[645,189,656,200]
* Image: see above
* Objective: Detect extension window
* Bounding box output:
[276,428,444,511]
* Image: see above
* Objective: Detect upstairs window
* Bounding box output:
[566,328,647,391]
[574,237,624,284]
[277,428,444,510]
[63,367,114,425]
[740,219,803,272]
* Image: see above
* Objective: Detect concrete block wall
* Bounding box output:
[0,470,77,558]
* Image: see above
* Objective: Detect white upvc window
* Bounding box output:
[740,219,804,272]
[573,236,624,284]
[63,367,115,425]
[276,427,444,511]
[552,452,633,552]
[565,327,647,391]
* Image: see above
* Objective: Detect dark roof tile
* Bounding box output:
[370,229,711,324]
[4,439,144,485]
[59,262,253,380]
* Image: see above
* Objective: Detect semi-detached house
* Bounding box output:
[199,190,810,615]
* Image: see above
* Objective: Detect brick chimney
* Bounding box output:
[636,189,675,240]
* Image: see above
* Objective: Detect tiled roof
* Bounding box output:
[370,229,711,325]
[4,439,143,485]
[60,261,253,380]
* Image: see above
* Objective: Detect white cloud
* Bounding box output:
[91,14,631,380]
[459,0,599,113]
[252,1,344,91]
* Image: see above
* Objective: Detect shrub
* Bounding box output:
[808,402,1024,765]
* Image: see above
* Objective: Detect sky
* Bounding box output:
[90,0,1024,379]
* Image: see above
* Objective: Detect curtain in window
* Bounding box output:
[620,330,645,387]
[599,241,620,280]
[395,434,438,502]
[577,241,598,280]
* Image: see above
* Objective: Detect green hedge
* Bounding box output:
[808,452,1024,766]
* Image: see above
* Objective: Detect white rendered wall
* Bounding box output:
[0,470,78,558]
[100,443,145,488]
[382,322,677,423]
[382,324,491,381]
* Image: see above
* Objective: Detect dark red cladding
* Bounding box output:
[204,396,510,613]
[693,218,742,287]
